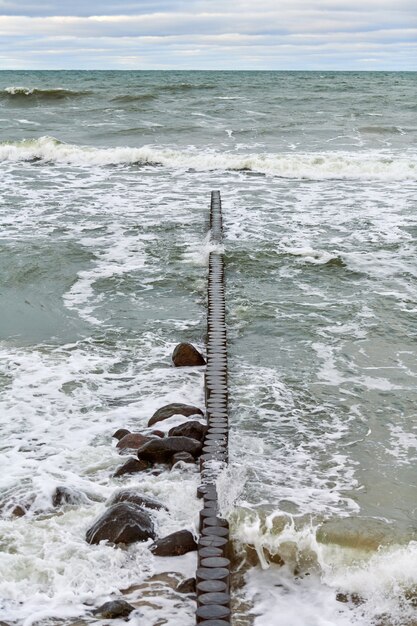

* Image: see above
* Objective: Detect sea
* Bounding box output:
[0,70,416,626]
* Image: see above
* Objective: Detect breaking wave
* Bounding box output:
[0,136,416,180]
[2,86,91,99]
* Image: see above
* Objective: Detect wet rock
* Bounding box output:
[137,436,202,464]
[148,403,203,427]
[86,502,155,545]
[172,342,206,367]
[11,504,27,517]
[176,577,196,594]
[112,428,130,441]
[116,433,152,452]
[150,529,197,556]
[52,486,88,507]
[336,592,363,606]
[108,488,168,511]
[168,420,207,442]
[150,430,165,438]
[170,451,195,468]
[0,495,35,517]
[113,458,149,478]
[93,599,135,618]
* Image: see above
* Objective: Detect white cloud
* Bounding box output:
[0,2,415,69]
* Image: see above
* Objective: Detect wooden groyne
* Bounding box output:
[196,191,231,624]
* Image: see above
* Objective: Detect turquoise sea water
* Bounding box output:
[0,71,417,626]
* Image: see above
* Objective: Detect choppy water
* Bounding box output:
[0,70,417,626]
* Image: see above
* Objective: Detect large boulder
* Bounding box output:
[148,403,203,427]
[168,420,207,442]
[108,489,167,511]
[137,436,202,464]
[113,458,149,477]
[86,502,155,545]
[116,433,152,452]
[172,343,206,367]
[150,530,197,556]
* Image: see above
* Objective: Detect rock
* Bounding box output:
[86,502,155,545]
[172,342,206,367]
[150,430,165,438]
[150,530,197,556]
[168,420,207,442]
[94,599,135,618]
[11,505,27,517]
[137,437,202,464]
[116,433,152,452]
[52,486,88,507]
[113,458,149,477]
[176,577,196,594]
[108,489,167,511]
[148,403,203,427]
[170,452,195,468]
[336,592,363,606]
[0,495,34,517]
[112,428,130,441]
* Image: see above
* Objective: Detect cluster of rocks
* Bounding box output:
[112,399,207,478]
[82,342,207,616]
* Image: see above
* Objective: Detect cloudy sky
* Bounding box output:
[0,0,416,70]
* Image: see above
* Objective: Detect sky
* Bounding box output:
[0,0,416,70]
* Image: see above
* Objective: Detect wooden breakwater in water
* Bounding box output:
[195,191,231,624]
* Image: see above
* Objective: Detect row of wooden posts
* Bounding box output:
[194,191,231,624]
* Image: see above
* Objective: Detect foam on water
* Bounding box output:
[243,540,417,626]
[0,136,416,180]
[0,332,204,624]
[2,87,91,98]
[0,162,213,624]
[1,70,417,626]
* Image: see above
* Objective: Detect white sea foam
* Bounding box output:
[238,518,417,625]
[0,336,204,624]
[181,232,225,266]
[3,86,88,97]
[281,245,339,265]
[0,136,416,180]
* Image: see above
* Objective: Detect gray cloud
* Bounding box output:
[0,1,415,69]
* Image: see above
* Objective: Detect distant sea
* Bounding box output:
[1,71,417,626]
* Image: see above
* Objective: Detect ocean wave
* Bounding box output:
[111,93,156,103]
[0,136,416,180]
[158,82,215,92]
[2,86,91,99]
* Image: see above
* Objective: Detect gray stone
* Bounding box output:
[137,436,202,464]
[93,599,135,618]
[176,577,196,594]
[52,486,88,507]
[148,403,203,427]
[172,343,206,367]
[168,420,207,442]
[150,530,197,556]
[116,433,152,452]
[107,489,167,511]
[112,428,130,441]
[86,502,155,545]
[113,458,149,478]
[170,451,195,468]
